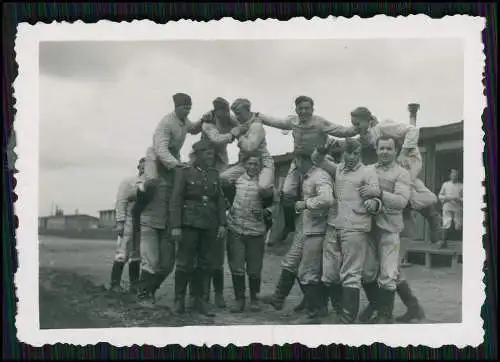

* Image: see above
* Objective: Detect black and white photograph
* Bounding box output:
[15,17,485,347]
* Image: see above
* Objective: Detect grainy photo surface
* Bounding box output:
[15,17,485,348]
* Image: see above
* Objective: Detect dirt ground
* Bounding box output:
[39,236,462,329]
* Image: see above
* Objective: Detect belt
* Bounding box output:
[184,195,217,205]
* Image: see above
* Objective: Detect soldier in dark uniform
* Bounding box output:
[170,139,227,316]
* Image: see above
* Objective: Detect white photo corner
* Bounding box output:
[13,15,486,348]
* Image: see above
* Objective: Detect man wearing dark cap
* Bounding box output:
[108,157,146,294]
[257,96,359,243]
[220,98,275,204]
[136,93,202,308]
[349,106,444,244]
[170,139,227,316]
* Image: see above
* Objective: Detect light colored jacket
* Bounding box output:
[439,181,463,211]
[299,166,335,236]
[237,116,273,169]
[312,153,381,232]
[227,173,267,236]
[372,162,412,233]
[115,175,143,226]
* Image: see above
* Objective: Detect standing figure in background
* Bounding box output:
[108,157,146,294]
[170,140,227,316]
[438,168,463,249]
[220,98,275,208]
[257,96,358,243]
[136,93,201,308]
[226,152,268,313]
[350,107,444,243]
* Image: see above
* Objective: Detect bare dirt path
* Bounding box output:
[39,236,462,329]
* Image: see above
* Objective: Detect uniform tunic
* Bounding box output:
[364,162,412,291]
[170,165,227,273]
[439,181,463,229]
[259,114,358,199]
[220,115,274,194]
[114,175,143,263]
[312,155,382,289]
[227,173,267,278]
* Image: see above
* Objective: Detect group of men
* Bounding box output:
[108,92,447,324]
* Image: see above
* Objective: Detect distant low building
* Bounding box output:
[38,214,99,232]
[98,209,116,228]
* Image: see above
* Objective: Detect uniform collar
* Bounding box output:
[340,162,362,173]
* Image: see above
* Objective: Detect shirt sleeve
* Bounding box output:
[319,117,359,138]
[202,122,234,145]
[257,114,294,130]
[363,167,381,199]
[169,167,187,229]
[438,182,447,203]
[379,122,419,149]
[186,117,203,135]
[381,168,411,210]
[311,149,337,176]
[153,119,180,169]
[238,122,266,152]
[305,172,335,210]
[115,179,132,223]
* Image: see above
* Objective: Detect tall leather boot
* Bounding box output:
[248,277,262,312]
[301,284,321,324]
[174,270,189,314]
[395,281,426,323]
[261,269,296,311]
[128,260,141,294]
[359,282,379,323]
[374,288,396,324]
[437,228,449,249]
[212,268,226,308]
[338,287,361,324]
[187,271,197,310]
[196,270,216,317]
[137,269,156,308]
[317,283,329,318]
[109,261,125,292]
[328,283,343,315]
[419,204,444,243]
[230,274,246,313]
[293,280,307,312]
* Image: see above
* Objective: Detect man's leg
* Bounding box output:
[410,179,443,243]
[220,163,246,187]
[196,228,218,316]
[359,233,379,323]
[109,231,129,292]
[337,231,369,324]
[278,162,301,243]
[127,221,141,294]
[440,209,453,249]
[297,235,325,322]
[261,222,304,310]
[246,234,266,312]
[137,226,161,307]
[321,226,343,315]
[211,233,227,309]
[227,230,247,313]
[174,227,198,314]
[373,229,400,324]
[151,228,176,297]
[395,270,426,323]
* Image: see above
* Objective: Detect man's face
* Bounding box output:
[376,139,397,165]
[137,160,145,175]
[233,105,251,123]
[450,169,458,182]
[198,148,215,167]
[295,101,314,123]
[351,116,371,134]
[343,147,361,170]
[175,105,192,120]
[244,157,261,178]
[214,108,230,120]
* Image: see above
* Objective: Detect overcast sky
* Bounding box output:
[39,39,464,217]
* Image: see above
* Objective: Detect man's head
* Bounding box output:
[213,97,231,120]
[242,151,262,178]
[137,157,146,175]
[376,136,398,165]
[450,168,459,182]
[173,93,192,121]
[295,96,314,123]
[192,139,215,168]
[343,138,362,170]
[231,98,252,123]
[350,107,374,134]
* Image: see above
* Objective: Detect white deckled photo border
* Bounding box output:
[14,15,486,348]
